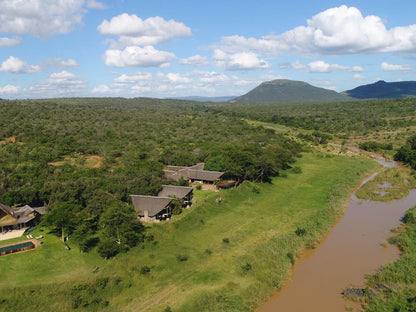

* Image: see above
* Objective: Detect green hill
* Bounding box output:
[232,79,351,103]
[343,80,416,99]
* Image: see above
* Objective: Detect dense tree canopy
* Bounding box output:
[395,134,416,169]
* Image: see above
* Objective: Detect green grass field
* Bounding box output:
[0,151,378,312]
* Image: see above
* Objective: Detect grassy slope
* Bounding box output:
[0,152,377,312]
[363,206,416,311]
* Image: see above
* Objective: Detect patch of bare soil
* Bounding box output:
[0,137,16,144]
[89,155,103,168]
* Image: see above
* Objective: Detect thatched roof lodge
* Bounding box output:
[158,185,193,207]
[130,195,173,223]
[0,203,45,232]
[158,185,193,199]
[164,163,224,184]
[131,185,194,223]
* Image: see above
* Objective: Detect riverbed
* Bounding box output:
[259,163,416,311]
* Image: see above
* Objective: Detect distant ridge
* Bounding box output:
[343,80,416,99]
[232,79,351,103]
[167,96,236,102]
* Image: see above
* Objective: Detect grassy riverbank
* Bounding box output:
[362,205,416,311]
[0,152,377,312]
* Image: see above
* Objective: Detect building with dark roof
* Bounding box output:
[0,203,45,232]
[130,195,173,223]
[164,163,224,184]
[158,185,193,207]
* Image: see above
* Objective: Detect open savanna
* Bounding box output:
[0,152,377,312]
[207,98,416,150]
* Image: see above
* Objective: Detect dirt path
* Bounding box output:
[90,155,103,168]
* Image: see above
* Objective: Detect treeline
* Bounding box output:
[395,134,416,169]
[0,98,301,257]
[359,141,393,152]
[199,98,416,138]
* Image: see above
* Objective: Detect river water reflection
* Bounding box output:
[259,167,416,312]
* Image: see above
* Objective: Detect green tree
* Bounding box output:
[97,204,144,258]
[43,201,82,241]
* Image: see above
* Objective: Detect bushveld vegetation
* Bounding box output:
[0,98,300,258]
[0,97,415,311]
[394,134,416,169]
[203,98,416,146]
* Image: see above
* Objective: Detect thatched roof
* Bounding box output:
[0,203,39,227]
[0,203,14,217]
[165,165,189,171]
[158,185,193,199]
[190,163,205,170]
[33,207,46,215]
[187,169,223,181]
[130,195,173,217]
[164,163,223,182]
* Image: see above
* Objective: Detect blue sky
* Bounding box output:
[0,0,415,99]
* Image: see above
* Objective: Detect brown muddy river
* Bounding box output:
[259,164,416,312]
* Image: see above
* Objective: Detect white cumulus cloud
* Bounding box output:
[0,84,20,95]
[158,72,192,84]
[86,0,107,10]
[218,5,416,55]
[98,14,191,46]
[0,56,40,73]
[0,0,85,38]
[180,55,209,66]
[213,49,270,71]
[0,36,21,47]
[91,84,111,93]
[114,72,153,83]
[381,62,412,71]
[103,46,175,68]
[308,60,364,73]
[41,58,79,70]
[30,71,87,97]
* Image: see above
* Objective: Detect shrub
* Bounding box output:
[176,254,188,262]
[292,166,302,174]
[241,262,252,273]
[295,227,307,237]
[403,209,416,224]
[287,252,295,266]
[94,277,109,290]
[222,238,230,244]
[140,265,151,275]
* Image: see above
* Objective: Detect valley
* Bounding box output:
[0,96,415,311]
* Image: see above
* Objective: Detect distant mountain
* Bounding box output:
[232,79,351,103]
[167,96,236,102]
[343,80,416,99]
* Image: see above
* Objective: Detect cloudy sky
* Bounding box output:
[0,0,415,99]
